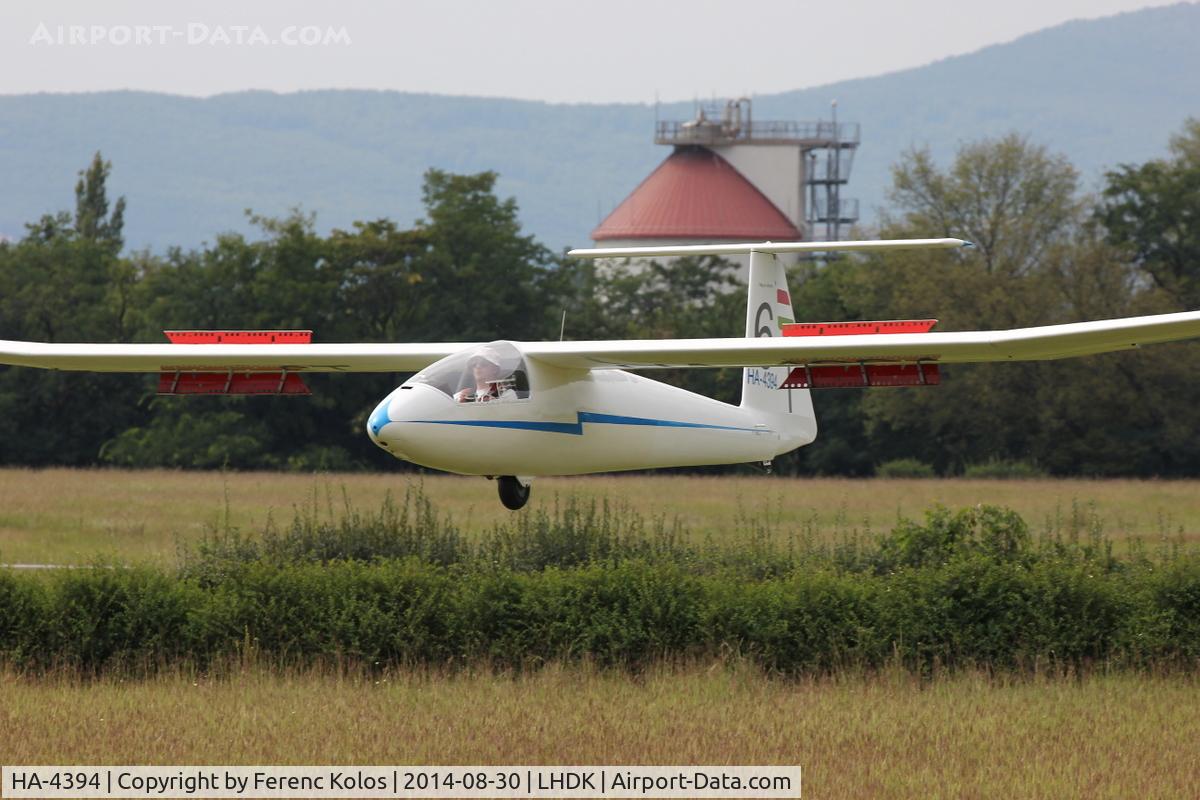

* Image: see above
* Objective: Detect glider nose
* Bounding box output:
[367,385,423,459]
[366,383,449,463]
[367,397,392,442]
[367,389,405,453]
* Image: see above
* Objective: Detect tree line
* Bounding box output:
[1,122,1198,476]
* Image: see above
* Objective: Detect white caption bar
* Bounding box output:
[2,766,801,798]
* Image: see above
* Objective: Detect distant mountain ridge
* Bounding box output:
[0,3,1197,250]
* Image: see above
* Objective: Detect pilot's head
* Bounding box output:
[469,351,503,385]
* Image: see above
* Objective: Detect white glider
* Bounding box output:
[2,237,1198,508]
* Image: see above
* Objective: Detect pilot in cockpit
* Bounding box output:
[454,348,519,403]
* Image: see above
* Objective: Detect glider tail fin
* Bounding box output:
[740,251,817,435]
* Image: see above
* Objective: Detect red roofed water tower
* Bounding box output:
[592,98,859,278]
[592,145,802,243]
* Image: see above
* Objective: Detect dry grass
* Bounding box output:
[1,468,1199,565]
[1,662,1197,799]
[4,470,1199,797]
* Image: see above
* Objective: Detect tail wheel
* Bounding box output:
[498,476,531,510]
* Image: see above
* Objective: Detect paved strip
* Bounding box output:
[0,563,120,570]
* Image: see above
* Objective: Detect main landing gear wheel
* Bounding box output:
[498,476,531,510]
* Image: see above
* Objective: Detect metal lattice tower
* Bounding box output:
[653,97,860,242]
[804,101,860,243]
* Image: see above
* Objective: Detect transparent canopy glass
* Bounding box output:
[410,341,529,402]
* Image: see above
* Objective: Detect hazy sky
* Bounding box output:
[0,0,1188,102]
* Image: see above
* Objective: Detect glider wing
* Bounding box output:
[0,340,469,373]
[5,312,1200,375]
[522,311,1200,370]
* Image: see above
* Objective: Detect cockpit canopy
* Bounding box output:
[410,341,530,402]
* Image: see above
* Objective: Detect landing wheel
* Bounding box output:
[498,476,531,510]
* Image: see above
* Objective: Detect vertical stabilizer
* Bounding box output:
[740,251,816,430]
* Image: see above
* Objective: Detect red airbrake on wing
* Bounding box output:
[157,330,312,395]
[779,319,940,389]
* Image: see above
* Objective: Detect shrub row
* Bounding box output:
[5,497,1196,674]
[183,490,1159,581]
[2,552,1198,674]
[875,459,1048,479]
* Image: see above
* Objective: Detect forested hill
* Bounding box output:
[1,3,1198,251]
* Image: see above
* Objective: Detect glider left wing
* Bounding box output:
[0,340,471,373]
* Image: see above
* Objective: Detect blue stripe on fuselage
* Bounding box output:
[409,418,585,434]
[579,412,759,432]
[402,412,766,436]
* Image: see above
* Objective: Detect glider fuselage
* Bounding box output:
[367,348,816,477]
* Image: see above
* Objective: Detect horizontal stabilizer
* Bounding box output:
[568,238,971,259]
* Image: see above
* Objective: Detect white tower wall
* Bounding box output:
[710,144,805,233]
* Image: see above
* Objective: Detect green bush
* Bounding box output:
[876,505,1031,571]
[1,552,1195,675]
[285,445,362,473]
[876,459,937,478]
[99,409,273,470]
[963,460,1048,479]
[40,565,206,669]
[3,495,1199,675]
[0,571,47,663]
[182,485,472,579]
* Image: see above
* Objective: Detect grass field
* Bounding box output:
[2,662,1197,799]
[4,468,1199,798]
[2,468,1200,564]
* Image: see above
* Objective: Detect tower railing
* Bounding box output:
[655,120,859,147]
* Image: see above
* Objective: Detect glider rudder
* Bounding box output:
[739,250,814,425]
